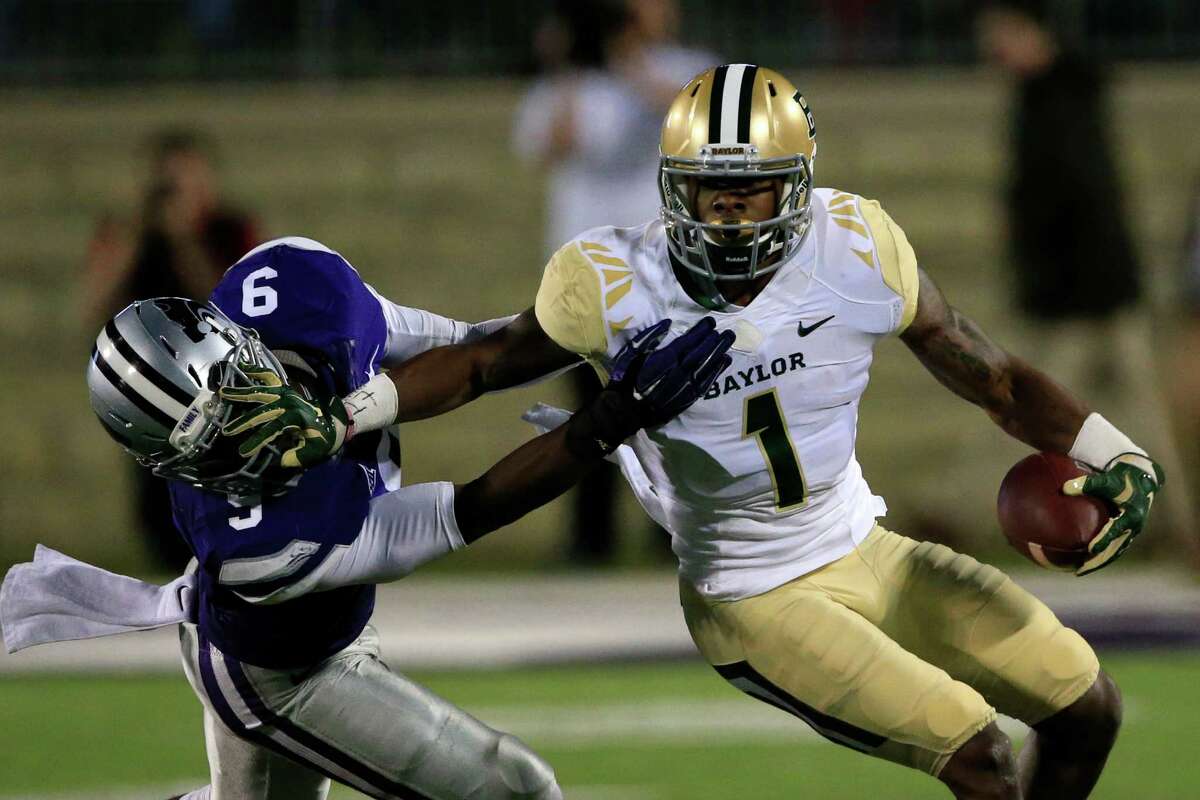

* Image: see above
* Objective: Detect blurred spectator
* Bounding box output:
[979,0,1196,559]
[1171,178,1200,511]
[83,128,260,571]
[979,0,1141,322]
[512,0,715,565]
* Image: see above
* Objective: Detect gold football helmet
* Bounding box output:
[659,64,816,308]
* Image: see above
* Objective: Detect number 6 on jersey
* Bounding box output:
[242,266,278,317]
[743,389,808,510]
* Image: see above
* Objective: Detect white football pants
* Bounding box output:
[177,622,561,800]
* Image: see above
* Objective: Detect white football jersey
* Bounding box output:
[535,189,920,600]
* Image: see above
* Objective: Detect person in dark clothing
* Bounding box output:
[978,1,1196,561]
[979,1,1141,320]
[83,128,260,571]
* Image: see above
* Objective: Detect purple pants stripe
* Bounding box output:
[196,632,276,753]
[196,631,431,800]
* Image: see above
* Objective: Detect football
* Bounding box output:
[997,452,1111,570]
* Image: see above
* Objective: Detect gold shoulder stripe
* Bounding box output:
[581,241,611,252]
[833,217,869,237]
[601,268,630,285]
[605,278,633,309]
[589,253,629,268]
[828,199,858,214]
[831,191,855,204]
[852,247,875,269]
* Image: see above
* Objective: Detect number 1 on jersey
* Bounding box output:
[743,389,807,510]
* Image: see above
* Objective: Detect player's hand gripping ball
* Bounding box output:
[998,452,1163,575]
[1063,456,1164,576]
[219,364,350,470]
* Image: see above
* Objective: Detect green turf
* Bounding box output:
[2,651,1197,798]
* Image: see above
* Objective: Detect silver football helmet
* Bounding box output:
[87,297,287,496]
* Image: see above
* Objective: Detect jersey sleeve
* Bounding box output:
[274,481,464,601]
[858,199,920,334]
[366,285,517,366]
[534,240,609,363]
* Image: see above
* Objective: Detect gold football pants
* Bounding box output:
[680,525,1099,775]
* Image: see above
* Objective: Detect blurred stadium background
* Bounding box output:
[2,1,1199,798]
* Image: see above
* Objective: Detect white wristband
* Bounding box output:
[342,372,399,437]
[1068,412,1151,473]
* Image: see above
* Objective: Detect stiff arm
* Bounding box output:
[388,307,580,421]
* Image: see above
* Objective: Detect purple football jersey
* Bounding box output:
[172,238,396,668]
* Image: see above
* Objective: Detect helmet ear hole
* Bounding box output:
[206,362,228,391]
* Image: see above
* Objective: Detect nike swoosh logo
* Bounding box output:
[797,315,835,337]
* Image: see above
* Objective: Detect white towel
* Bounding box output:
[0,544,195,654]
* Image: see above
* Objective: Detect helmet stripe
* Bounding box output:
[717,64,747,143]
[91,347,178,429]
[96,325,190,420]
[707,64,729,143]
[720,65,739,143]
[736,65,758,143]
[104,318,195,407]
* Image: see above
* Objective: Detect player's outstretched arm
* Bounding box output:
[900,267,1163,574]
[453,317,734,540]
[220,309,579,469]
[244,318,734,601]
[385,308,580,423]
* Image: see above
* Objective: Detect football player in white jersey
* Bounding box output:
[236,65,1162,799]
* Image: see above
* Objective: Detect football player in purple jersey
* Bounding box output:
[81,236,732,800]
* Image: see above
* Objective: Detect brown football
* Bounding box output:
[997,452,1111,570]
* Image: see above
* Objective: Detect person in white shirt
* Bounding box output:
[512,0,716,563]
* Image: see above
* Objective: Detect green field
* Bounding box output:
[1,651,1197,799]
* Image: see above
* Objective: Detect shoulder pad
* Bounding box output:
[811,190,919,334]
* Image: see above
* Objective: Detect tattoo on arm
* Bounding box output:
[901,271,1011,409]
[900,268,1087,452]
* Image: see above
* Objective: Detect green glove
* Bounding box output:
[220,368,350,470]
[1063,457,1165,576]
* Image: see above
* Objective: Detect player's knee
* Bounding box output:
[495,734,561,799]
[940,724,1019,800]
[1039,670,1122,751]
